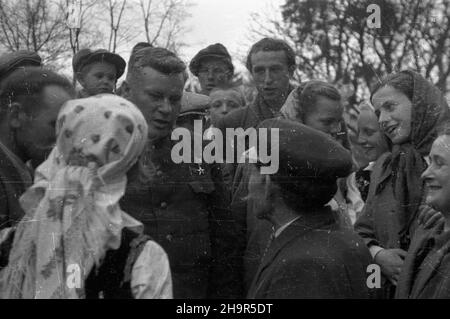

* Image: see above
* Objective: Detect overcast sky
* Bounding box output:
[181,0,285,71]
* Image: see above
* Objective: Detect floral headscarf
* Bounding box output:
[1,94,148,299]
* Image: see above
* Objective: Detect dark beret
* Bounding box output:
[179,91,211,117]
[0,50,42,82]
[189,43,234,76]
[254,118,353,199]
[72,49,126,80]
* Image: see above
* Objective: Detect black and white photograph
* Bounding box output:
[0,0,449,307]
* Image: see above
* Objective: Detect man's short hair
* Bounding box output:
[246,38,296,73]
[0,66,75,113]
[127,47,187,83]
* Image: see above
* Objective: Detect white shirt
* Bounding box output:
[274,217,301,238]
[131,240,173,299]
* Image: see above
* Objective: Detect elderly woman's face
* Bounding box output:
[422,135,450,214]
[372,85,412,145]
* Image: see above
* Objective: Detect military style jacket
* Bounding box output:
[120,136,242,299]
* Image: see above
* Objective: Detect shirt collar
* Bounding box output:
[275,216,301,238]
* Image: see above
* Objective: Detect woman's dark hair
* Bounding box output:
[370,71,414,102]
[296,80,342,122]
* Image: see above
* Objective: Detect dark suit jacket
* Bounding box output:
[247,208,372,299]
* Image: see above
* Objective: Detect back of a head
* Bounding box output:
[246,38,296,72]
[0,66,74,113]
[127,47,186,83]
[256,118,352,210]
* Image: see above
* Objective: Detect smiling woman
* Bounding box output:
[354,70,450,298]
[396,127,450,298]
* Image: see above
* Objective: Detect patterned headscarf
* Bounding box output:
[1,94,148,299]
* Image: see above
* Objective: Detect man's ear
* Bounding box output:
[120,81,131,100]
[9,102,26,129]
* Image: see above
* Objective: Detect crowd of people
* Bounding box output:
[0,36,449,299]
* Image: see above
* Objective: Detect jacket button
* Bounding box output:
[160,202,168,209]
[156,170,163,177]
[166,234,173,242]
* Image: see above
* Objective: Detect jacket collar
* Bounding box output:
[249,206,336,297]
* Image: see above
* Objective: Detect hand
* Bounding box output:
[374,248,407,286]
[417,205,445,230]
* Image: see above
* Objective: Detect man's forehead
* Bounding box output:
[210,89,240,100]
[199,58,228,68]
[251,50,288,64]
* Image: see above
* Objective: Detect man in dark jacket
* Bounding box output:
[246,119,372,299]
[120,47,241,299]
[214,38,296,133]
[0,67,74,231]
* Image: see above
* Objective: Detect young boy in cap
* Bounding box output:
[246,118,372,299]
[72,48,126,98]
[189,43,234,96]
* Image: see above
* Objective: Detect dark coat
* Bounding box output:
[247,208,372,299]
[354,152,408,249]
[0,142,32,230]
[396,225,450,299]
[354,152,423,298]
[120,137,242,299]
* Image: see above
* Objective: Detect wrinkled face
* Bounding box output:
[209,89,243,122]
[16,85,72,167]
[197,59,232,95]
[250,50,292,105]
[248,165,273,220]
[422,135,450,214]
[127,67,184,140]
[79,62,117,96]
[357,109,389,162]
[303,96,343,139]
[372,85,412,145]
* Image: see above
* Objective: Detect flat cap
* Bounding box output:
[253,118,353,206]
[179,91,211,117]
[189,43,234,76]
[73,49,126,80]
[0,50,42,82]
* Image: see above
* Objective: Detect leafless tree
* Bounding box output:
[138,0,191,53]
[105,0,127,53]
[0,0,69,65]
[248,0,450,102]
